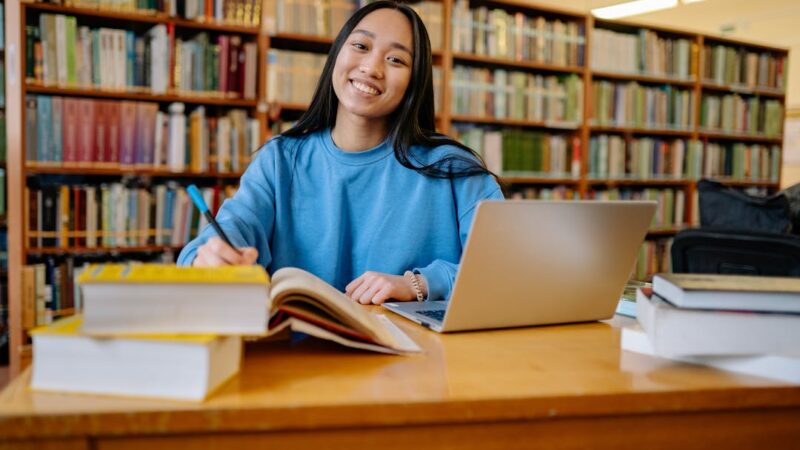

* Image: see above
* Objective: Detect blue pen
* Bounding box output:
[186,185,242,255]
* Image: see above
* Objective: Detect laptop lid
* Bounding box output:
[435,200,656,332]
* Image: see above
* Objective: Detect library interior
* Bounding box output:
[1,0,800,448]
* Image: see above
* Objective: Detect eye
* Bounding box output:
[387,56,408,66]
[351,41,368,51]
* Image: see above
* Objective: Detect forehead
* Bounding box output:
[351,8,413,49]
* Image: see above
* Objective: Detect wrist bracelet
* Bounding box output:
[404,270,425,302]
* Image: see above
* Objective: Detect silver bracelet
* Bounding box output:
[404,270,425,302]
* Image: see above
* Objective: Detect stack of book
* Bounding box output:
[622,273,800,383]
[30,264,420,401]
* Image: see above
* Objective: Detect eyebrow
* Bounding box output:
[351,29,413,56]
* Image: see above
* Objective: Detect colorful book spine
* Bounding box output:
[591,80,694,130]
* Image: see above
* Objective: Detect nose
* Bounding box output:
[358,53,384,79]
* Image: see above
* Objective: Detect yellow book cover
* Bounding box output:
[78,263,269,284]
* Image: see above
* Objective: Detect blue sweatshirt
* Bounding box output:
[177,129,503,300]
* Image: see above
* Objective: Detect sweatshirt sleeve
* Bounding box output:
[413,178,504,300]
[177,140,279,267]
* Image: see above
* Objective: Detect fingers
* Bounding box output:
[346,272,406,304]
[345,275,366,298]
[193,237,258,267]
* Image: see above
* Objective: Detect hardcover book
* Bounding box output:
[31,315,241,401]
[653,273,800,313]
[78,264,420,354]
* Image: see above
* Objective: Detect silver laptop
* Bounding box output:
[382,200,656,332]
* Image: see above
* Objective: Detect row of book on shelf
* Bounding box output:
[591,81,694,131]
[622,273,800,383]
[699,93,784,137]
[26,183,236,250]
[450,68,583,124]
[588,135,781,182]
[452,126,781,182]
[590,28,694,80]
[25,96,259,173]
[450,0,584,67]
[28,15,259,99]
[702,44,788,91]
[41,0,263,26]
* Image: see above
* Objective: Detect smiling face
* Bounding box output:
[331,8,414,127]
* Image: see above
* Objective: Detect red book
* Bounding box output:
[228,35,241,94]
[107,102,121,167]
[218,35,229,93]
[62,98,80,166]
[77,99,97,166]
[94,101,108,166]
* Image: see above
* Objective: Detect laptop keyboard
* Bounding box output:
[417,309,446,322]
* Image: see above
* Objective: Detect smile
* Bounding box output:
[350,80,382,96]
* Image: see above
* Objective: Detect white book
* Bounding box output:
[148,24,168,94]
[31,315,242,401]
[637,288,800,357]
[482,131,503,174]
[55,15,68,85]
[168,103,186,172]
[621,325,800,384]
[217,117,231,172]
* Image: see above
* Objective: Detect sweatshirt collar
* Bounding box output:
[321,129,394,165]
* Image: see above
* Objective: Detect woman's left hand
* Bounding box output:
[345,271,427,304]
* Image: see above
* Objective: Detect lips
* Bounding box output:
[350,79,382,96]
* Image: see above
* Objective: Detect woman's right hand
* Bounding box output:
[193,237,259,267]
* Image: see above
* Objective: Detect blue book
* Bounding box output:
[50,97,63,164]
[126,31,136,87]
[36,96,53,163]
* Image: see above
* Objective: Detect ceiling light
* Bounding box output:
[592,0,679,20]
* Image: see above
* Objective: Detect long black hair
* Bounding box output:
[282,0,496,180]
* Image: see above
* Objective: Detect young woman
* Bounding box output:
[178,1,503,304]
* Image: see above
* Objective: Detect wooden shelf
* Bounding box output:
[592,71,696,88]
[502,176,580,185]
[452,53,584,74]
[25,165,244,179]
[25,83,258,107]
[270,32,334,45]
[699,131,783,144]
[451,115,580,130]
[23,2,260,35]
[701,81,785,98]
[587,178,691,187]
[26,245,184,255]
[647,226,689,237]
[590,125,694,137]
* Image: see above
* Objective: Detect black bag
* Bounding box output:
[698,179,791,234]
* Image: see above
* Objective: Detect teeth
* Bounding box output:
[352,80,379,95]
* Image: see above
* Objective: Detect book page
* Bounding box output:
[287,317,421,354]
[270,267,406,348]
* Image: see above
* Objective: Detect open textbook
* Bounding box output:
[78,264,420,354]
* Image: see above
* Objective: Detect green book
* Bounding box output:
[65,16,77,85]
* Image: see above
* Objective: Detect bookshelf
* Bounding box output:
[3,0,269,376]
[1,0,789,375]
[1,0,7,367]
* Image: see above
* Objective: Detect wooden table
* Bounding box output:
[1,315,799,450]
